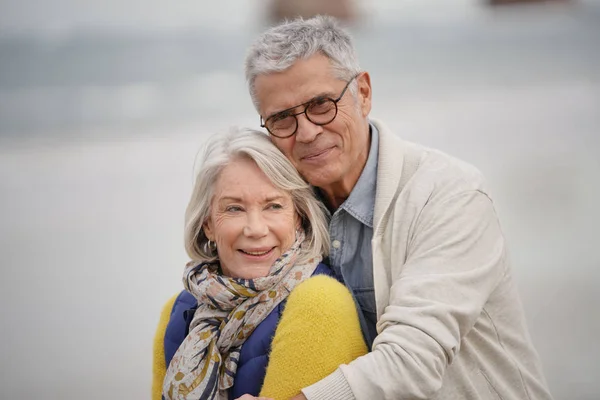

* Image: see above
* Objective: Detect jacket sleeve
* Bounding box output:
[303,190,507,400]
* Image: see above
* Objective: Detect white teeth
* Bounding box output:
[244,249,270,256]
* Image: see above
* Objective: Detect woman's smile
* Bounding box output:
[239,247,275,257]
[203,157,299,279]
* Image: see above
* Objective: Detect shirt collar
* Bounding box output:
[339,122,379,228]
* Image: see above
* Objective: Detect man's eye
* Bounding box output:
[272,112,291,122]
[270,116,295,130]
[308,98,333,114]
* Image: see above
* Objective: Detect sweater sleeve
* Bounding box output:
[303,190,508,399]
[152,294,179,400]
[259,275,367,400]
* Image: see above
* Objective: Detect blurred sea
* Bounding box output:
[1,1,598,140]
[0,1,599,399]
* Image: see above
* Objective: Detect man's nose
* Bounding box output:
[295,113,323,143]
[243,211,269,238]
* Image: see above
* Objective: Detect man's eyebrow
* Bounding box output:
[266,91,333,120]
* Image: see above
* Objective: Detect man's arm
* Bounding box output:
[303,190,507,399]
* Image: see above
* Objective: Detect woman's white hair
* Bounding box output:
[244,15,361,110]
[184,127,330,267]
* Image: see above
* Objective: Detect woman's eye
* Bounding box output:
[267,203,283,210]
[225,205,243,212]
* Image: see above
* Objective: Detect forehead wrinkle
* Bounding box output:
[216,195,243,203]
[216,192,288,204]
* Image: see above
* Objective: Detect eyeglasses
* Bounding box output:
[260,74,359,139]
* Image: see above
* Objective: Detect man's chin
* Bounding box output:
[301,169,338,188]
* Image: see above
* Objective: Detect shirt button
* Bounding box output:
[332,240,341,249]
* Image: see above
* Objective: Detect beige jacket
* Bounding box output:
[303,119,553,399]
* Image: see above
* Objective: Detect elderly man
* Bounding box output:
[242,16,553,400]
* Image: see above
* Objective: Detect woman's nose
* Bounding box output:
[243,212,269,237]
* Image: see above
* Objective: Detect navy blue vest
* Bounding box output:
[163,263,333,398]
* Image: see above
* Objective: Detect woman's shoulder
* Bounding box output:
[312,262,334,277]
[237,265,338,367]
[260,269,367,399]
[163,291,197,365]
[288,273,355,315]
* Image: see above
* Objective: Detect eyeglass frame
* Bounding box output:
[259,73,360,138]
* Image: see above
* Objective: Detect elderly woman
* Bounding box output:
[154,127,367,400]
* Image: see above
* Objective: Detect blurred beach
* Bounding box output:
[1,0,599,399]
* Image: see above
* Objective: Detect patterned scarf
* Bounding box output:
[163,230,319,400]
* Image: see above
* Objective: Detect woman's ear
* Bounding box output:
[202,219,214,241]
[294,213,303,232]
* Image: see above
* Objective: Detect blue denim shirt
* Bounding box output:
[320,123,379,348]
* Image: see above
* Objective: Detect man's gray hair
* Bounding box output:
[245,15,361,110]
[184,127,330,267]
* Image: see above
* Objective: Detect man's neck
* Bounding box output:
[320,182,355,211]
[319,127,373,212]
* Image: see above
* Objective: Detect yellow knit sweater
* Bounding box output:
[152,275,367,400]
[152,294,178,400]
[260,275,368,400]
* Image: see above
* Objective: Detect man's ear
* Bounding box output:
[357,71,372,117]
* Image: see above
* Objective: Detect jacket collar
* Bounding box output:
[371,118,406,237]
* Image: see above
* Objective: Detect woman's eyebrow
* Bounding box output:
[264,195,286,202]
[217,195,285,204]
[217,196,243,204]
